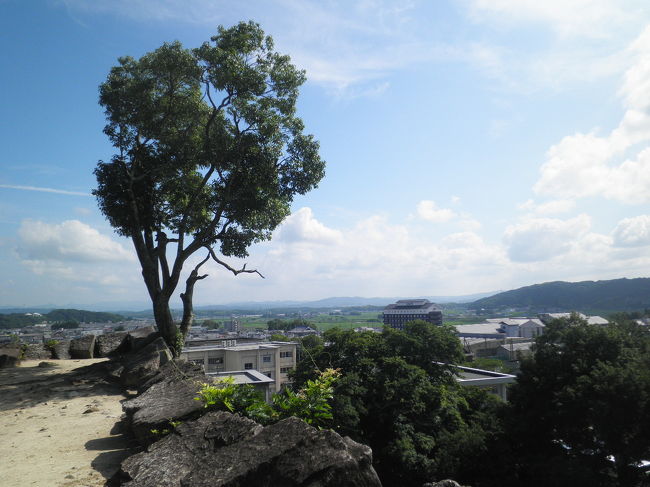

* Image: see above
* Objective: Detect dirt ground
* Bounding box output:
[0,359,137,487]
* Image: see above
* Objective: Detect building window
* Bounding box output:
[244,362,253,370]
[208,357,223,365]
[190,359,204,366]
[280,367,292,374]
[265,371,273,378]
[262,355,272,363]
[280,351,293,358]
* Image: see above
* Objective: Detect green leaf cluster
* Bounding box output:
[195,368,340,429]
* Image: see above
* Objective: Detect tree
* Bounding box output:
[94,22,324,355]
[291,322,497,486]
[509,314,650,486]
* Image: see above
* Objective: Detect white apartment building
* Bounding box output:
[180,341,297,392]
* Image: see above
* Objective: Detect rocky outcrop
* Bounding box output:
[122,369,206,445]
[0,354,19,368]
[126,326,160,353]
[70,335,96,359]
[23,343,51,360]
[51,340,71,359]
[119,337,172,388]
[422,481,464,487]
[114,412,381,487]
[95,332,129,357]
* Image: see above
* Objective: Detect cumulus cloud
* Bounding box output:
[275,207,343,245]
[17,220,134,263]
[518,198,576,215]
[612,215,650,247]
[416,200,456,223]
[503,214,592,262]
[533,26,650,204]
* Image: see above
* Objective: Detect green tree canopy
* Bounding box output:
[291,321,499,486]
[93,21,324,354]
[509,314,650,486]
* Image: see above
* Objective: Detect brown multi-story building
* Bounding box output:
[382,299,443,329]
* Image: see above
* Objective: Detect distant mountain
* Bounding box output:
[195,292,499,310]
[470,278,650,312]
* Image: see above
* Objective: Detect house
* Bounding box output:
[453,364,516,401]
[285,325,319,337]
[437,363,516,401]
[181,341,297,392]
[207,369,275,403]
[496,342,535,361]
[497,318,545,338]
[538,312,609,326]
[455,323,505,339]
[382,299,442,329]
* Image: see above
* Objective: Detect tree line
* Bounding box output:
[290,316,650,487]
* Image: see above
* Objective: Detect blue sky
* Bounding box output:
[2,0,650,308]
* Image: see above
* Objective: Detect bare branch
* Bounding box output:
[206,247,265,278]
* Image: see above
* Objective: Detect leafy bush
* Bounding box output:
[195,368,340,428]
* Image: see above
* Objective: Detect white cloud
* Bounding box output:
[503,214,592,262]
[533,26,650,204]
[465,0,646,39]
[518,198,576,215]
[17,220,134,263]
[0,184,90,196]
[275,207,343,245]
[612,215,650,247]
[416,200,456,223]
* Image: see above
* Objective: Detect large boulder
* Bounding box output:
[122,369,206,445]
[114,413,381,487]
[126,326,159,353]
[70,335,96,359]
[95,331,129,357]
[0,354,19,368]
[120,337,172,388]
[139,359,206,392]
[51,340,71,359]
[22,343,52,360]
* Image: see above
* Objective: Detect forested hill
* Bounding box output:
[0,309,124,329]
[469,278,650,312]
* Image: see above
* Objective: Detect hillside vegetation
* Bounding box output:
[470,277,650,312]
[0,309,124,330]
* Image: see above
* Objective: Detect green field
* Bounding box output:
[233,311,383,332]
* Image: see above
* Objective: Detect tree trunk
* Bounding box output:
[153,295,180,357]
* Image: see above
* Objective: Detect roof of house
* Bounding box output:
[206,369,275,385]
[455,323,505,336]
[498,342,534,352]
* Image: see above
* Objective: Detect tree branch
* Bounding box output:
[206,246,265,278]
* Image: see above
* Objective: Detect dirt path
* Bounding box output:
[0,359,137,487]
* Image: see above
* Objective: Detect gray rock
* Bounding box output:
[22,344,52,360]
[139,359,206,392]
[0,346,21,359]
[0,354,19,368]
[95,332,129,357]
[122,371,206,445]
[51,340,71,360]
[120,337,172,388]
[422,481,463,487]
[115,413,381,487]
[126,326,159,353]
[70,335,96,359]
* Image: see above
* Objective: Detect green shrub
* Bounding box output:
[195,368,340,428]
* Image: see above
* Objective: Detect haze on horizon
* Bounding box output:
[2,0,650,308]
